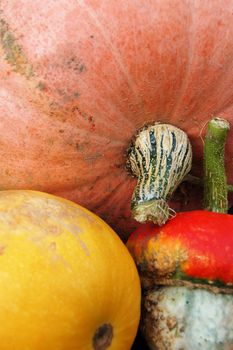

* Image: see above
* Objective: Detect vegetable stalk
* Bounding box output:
[203,117,230,213]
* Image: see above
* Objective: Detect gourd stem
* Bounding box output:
[203,117,230,213]
[184,174,233,192]
[126,123,192,225]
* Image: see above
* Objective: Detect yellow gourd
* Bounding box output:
[0,190,140,350]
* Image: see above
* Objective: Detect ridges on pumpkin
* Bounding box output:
[1,0,233,240]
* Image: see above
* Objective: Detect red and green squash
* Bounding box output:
[127,119,233,349]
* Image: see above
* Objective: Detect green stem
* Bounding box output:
[184,174,233,192]
[203,117,230,213]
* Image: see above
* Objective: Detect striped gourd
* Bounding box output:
[126,123,192,225]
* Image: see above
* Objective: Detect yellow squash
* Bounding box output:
[0,190,140,350]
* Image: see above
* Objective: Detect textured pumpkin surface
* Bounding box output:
[0,190,140,350]
[1,1,233,238]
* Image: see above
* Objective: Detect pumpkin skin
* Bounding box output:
[1,1,233,239]
[0,190,140,350]
[127,210,233,288]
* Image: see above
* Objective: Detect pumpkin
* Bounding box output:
[0,190,140,350]
[127,211,233,350]
[127,119,233,349]
[127,211,233,291]
[1,0,233,239]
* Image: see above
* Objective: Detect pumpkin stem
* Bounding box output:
[204,117,230,213]
[126,123,192,225]
[184,174,233,192]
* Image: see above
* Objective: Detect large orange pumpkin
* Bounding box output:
[1,0,233,239]
[0,190,140,350]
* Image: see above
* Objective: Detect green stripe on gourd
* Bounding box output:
[127,123,192,225]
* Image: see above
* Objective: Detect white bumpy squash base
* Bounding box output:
[142,286,233,350]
